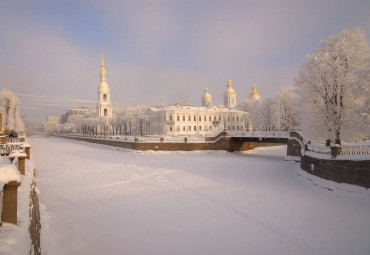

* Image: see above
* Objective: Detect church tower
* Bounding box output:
[97,51,113,118]
[249,83,261,101]
[202,87,212,107]
[223,79,237,109]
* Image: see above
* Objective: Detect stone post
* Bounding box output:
[17,155,26,175]
[1,181,21,225]
[25,147,31,159]
[330,144,341,158]
[20,144,31,159]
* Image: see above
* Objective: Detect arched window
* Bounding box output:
[103,94,107,102]
[104,109,108,116]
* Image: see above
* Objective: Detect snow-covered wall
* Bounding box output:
[301,155,370,188]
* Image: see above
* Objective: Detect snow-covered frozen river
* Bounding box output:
[30,136,370,255]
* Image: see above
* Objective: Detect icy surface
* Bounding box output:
[30,137,370,255]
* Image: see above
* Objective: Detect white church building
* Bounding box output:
[137,80,249,136]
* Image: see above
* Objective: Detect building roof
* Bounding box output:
[143,104,246,114]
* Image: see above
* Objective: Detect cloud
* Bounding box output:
[1,0,369,124]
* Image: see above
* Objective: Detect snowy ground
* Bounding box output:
[30,136,370,255]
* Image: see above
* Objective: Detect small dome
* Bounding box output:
[99,82,109,89]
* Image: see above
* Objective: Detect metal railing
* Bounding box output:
[0,143,22,156]
[229,131,290,138]
[307,144,370,155]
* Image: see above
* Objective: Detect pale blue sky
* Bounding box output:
[1,0,369,123]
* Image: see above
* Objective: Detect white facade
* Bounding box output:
[97,52,113,118]
[223,80,237,109]
[137,105,248,136]
[43,114,61,132]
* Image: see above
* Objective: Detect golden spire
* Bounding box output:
[101,49,104,67]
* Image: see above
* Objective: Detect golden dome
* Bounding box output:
[227,80,232,88]
[99,82,109,89]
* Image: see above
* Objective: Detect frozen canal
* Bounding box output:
[30,136,370,255]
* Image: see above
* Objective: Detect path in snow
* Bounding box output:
[30,136,370,255]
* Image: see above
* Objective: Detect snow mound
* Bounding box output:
[0,164,21,189]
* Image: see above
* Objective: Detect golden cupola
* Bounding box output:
[249,83,261,101]
[202,87,212,107]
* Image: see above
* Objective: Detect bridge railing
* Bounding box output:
[229,131,290,138]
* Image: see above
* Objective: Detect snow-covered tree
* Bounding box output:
[274,86,300,131]
[250,98,277,131]
[0,89,24,134]
[296,28,370,143]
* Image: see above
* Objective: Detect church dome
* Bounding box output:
[249,84,260,101]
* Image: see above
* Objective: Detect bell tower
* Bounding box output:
[97,51,113,118]
[202,87,212,107]
[223,79,237,109]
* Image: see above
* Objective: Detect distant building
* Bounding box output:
[61,107,92,123]
[136,79,248,136]
[249,83,261,101]
[43,114,61,132]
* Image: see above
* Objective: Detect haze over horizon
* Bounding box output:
[1,0,369,124]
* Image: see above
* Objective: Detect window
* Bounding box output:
[199,126,202,131]
[183,115,185,121]
[228,117,230,121]
[199,116,201,121]
[237,117,239,122]
[194,116,196,121]
[188,116,191,121]
[232,117,234,122]
[237,126,239,130]
[214,116,216,121]
[183,126,185,131]
[210,126,212,131]
[170,126,173,131]
[103,94,107,102]
[209,116,211,121]
[170,115,173,121]
[204,116,206,121]
[233,126,235,130]
[188,126,191,131]
[228,126,230,130]
[194,126,197,131]
[177,115,180,121]
[219,116,221,121]
[104,109,108,116]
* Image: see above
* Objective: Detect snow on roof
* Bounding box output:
[0,164,21,188]
[144,104,246,113]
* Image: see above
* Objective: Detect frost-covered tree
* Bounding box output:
[274,87,300,131]
[251,98,277,131]
[0,89,24,134]
[296,28,370,143]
